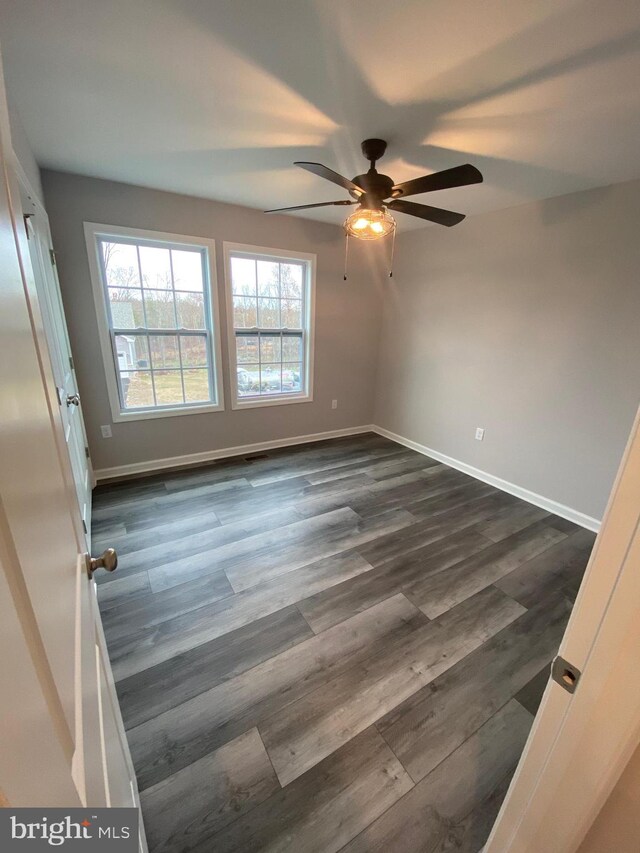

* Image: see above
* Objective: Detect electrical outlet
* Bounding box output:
[101,425,113,439]
[331,399,338,410]
[475,427,485,441]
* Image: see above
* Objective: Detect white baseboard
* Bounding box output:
[371,425,601,533]
[94,425,375,482]
[94,422,602,532]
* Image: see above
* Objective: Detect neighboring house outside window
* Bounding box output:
[84,223,224,422]
[223,242,316,409]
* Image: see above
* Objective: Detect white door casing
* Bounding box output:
[21,186,93,539]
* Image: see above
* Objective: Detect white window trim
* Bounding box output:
[84,222,225,423]
[223,241,316,410]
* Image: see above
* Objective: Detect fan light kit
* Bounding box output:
[344,207,396,240]
[265,138,483,276]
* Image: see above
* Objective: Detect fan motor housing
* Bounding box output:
[350,172,394,207]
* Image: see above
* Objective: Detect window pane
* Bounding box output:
[236,334,259,363]
[139,246,172,290]
[115,334,149,372]
[233,296,257,328]
[231,257,257,296]
[257,261,280,298]
[282,363,303,393]
[261,365,281,394]
[172,250,203,292]
[180,335,208,367]
[102,242,141,289]
[258,297,280,328]
[281,298,302,328]
[120,370,154,408]
[150,335,180,368]
[282,335,302,362]
[183,369,211,403]
[237,364,260,396]
[153,370,184,405]
[108,289,144,328]
[281,263,303,299]
[260,335,281,363]
[144,290,176,328]
[176,292,205,329]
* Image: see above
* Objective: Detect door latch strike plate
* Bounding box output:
[552,655,581,694]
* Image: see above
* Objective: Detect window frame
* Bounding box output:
[223,242,316,410]
[84,222,225,422]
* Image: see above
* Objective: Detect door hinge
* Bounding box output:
[23,213,34,239]
[49,248,56,266]
[85,446,90,459]
[69,355,75,370]
[551,655,581,694]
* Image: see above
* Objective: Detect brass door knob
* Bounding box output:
[86,547,118,578]
[66,393,81,407]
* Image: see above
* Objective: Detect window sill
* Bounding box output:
[111,402,224,423]
[231,393,313,411]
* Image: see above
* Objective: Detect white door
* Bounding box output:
[486,404,640,852]
[0,57,145,846]
[21,187,93,537]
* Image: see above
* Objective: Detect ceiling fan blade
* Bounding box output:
[264,200,356,213]
[387,198,465,227]
[295,162,363,195]
[391,164,483,198]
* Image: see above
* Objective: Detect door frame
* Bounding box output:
[486,404,640,851]
[16,164,95,536]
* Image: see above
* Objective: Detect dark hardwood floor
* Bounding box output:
[92,433,595,853]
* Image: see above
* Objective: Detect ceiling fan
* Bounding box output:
[265,138,483,240]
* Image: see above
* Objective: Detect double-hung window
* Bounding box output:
[224,243,315,409]
[85,223,224,421]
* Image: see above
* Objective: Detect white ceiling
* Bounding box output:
[1,0,640,229]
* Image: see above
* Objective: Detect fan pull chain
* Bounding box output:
[389,224,396,278]
[343,232,350,281]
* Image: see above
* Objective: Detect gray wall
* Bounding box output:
[374,180,640,521]
[42,170,384,472]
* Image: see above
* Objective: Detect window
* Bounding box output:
[224,243,315,409]
[85,223,224,421]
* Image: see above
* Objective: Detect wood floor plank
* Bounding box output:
[245,442,409,487]
[109,551,376,681]
[126,594,427,790]
[355,490,514,567]
[140,728,279,853]
[97,571,151,611]
[410,519,568,618]
[260,586,526,786]
[224,507,416,593]
[94,509,222,558]
[341,700,533,853]
[302,449,420,484]
[377,592,572,783]
[298,526,492,633]
[148,506,361,593]
[516,666,552,716]
[474,502,549,541]
[103,506,302,584]
[115,606,314,730]
[495,528,595,608]
[103,571,233,642]
[207,727,413,853]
